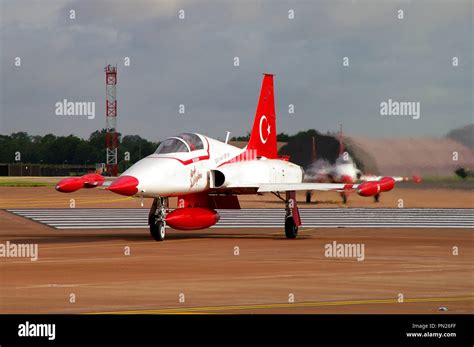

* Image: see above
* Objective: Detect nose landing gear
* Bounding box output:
[149,197,168,241]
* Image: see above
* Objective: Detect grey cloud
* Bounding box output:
[1,0,472,141]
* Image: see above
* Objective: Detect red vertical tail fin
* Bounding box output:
[247,74,278,159]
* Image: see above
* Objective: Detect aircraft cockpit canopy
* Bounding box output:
[155,133,204,154]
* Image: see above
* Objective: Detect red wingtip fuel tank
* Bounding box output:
[357,177,396,197]
[55,177,85,193]
[56,173,105,193]
[357,181,379,197]
[166,208,220,230]
[378,177,396,192]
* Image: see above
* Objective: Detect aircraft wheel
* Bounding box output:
[285,217,298,239]
[374,193,380,203]
[150,220,166,241]
[305,191,311,203]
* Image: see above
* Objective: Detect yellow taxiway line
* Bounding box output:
[89,296,474,314]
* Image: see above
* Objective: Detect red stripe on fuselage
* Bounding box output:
[217,148,258,168]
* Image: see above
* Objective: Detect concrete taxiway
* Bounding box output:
[0,185,472,314]
[1,212,472,314]
[7,208,474,229]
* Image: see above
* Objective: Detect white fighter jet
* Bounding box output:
[56,74,404,241]
[304,125,421,203]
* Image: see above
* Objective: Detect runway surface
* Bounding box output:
[1,208,472,314]
[7,208,474,229]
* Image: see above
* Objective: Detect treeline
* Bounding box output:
[0,129,354,171]
[0,130,159,170]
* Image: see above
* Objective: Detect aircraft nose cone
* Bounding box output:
[107,175,139,196]
[340,175,353,184]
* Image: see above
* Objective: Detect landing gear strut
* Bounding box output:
[374,193,380,203]
[149,197,168,241]
[284,192,298,239]
[271,191,301,239]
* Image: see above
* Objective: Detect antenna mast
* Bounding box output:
[105,65,118,176]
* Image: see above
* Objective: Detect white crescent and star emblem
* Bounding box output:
[259,115,271,144]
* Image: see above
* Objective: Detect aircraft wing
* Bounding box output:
[98,180,113,188]
[360,175,422,183]
[257,183,357,193]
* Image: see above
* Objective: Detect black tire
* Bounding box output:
[285,217,298,239]
[374,193,380,203]
[150,220,166,241]
[305,191,311,203]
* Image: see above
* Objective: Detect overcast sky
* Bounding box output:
[0,0,472,141]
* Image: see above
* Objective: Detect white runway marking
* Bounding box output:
[6,208,474,229]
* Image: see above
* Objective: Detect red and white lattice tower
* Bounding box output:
[105,65,118,176]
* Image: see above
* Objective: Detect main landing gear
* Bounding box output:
[284,215,298,239]
[273,191,300,239]
[149,197,168,241]
[285,192,299,238]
